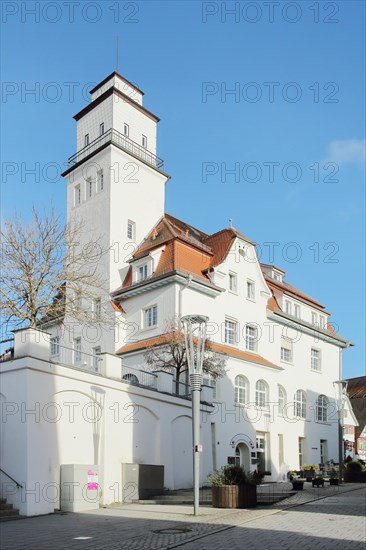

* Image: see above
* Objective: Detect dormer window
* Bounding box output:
[138,264,148,281]
[142,134,147,148]
[273,271,282,282]
[285,300,292,315]
[100,122,105,136]
[311,312,318,326]
[84,134,89,147]
[294,304,301,318]
[124,123,129,137]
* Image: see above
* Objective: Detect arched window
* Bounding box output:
[235,375,248,405]
[255,380,269,407]
[278,385,286,415]
[316,394,328,422]
[122,373,139,385]
[294,389,306,418]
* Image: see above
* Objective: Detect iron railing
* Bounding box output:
[50,343,101,373]
[0,468,24,488]
[121,364,158,389]
[172,379,191,398]
[68,128,164,171]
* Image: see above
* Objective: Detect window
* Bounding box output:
[281,347,292,362]
[247,280,255,300]
[138,264,148,281]
[320,439,328,466]
[73,292,82,310]
[256,433,266,473]
[144,305,157,328]
[86,177,92,198]
[255,380,268,408]
[124,123,129,137]
[100,122,105,136]
[299,437,306,468]
[203,375,217,399]
[74,184,81,206]
[316,395,328,422]
[311,312,317,325]
[228,271,237,292]
[50,336,60,356]
[127,220,136,240]
[294,389,306,419]
[294,304,301,318]
[280,337,293,363]
[235,375,248,405]
[311,348,321,371]
[93,298,101,319]
[285,300,292,315]
[245,325,257,352]
[278,385,286,415]
[319,315,326,329]
[92,346,101,370]
[84,134,89,147]
[224,319,237,345]
[97,170,104,192]
[73,337,82,364]
[142,134,147,148]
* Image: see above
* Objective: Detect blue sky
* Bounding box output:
[1,1,365,378]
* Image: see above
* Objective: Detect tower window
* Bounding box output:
[142,134,147,148]
[144,305,157,328]
[124,123,129,137]
[100,122,105,136]
[127,220,136,240]
[97,170,104,192]
[84,134,89,147]
[228,271,237,292]
[247,280,255,300]
[86,177,92,198]
[74,184,81,206]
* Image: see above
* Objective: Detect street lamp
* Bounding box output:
[181,314,208,516]
[333,379,348,484]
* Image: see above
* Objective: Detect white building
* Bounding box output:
[0,70,353,516]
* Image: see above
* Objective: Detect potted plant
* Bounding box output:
[301,464,318,481]
[207,465,264,508]
[312,476,325,488]
[329,468,339,486]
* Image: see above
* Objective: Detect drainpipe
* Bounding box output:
[179,274,193,319]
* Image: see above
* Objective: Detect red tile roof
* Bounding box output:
[116,333,282,370]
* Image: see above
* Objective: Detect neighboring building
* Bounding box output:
[346,376,366,460]
[0,70,354,516]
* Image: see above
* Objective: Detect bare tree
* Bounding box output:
[145,318,227,394]
[0,207,111,332]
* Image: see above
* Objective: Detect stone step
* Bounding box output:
[0,508,19,517]
[0,502,14,510]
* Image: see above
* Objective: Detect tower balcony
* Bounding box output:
[67,128,165,172]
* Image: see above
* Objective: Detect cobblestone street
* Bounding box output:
[0,485,365,549]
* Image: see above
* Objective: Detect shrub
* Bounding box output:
[345,460,364,472]
[207,465,264,486]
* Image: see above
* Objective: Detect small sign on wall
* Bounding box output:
[87,470,98,491]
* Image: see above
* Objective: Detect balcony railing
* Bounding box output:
[68,128,164,171]
[50,344,101,373]
[121,364,158,390]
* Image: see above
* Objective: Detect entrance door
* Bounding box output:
[235,443,250,470]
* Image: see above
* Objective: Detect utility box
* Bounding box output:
[60,464,100,512]
[122,464,164,502]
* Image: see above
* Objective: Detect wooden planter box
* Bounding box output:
[212,485,257,508]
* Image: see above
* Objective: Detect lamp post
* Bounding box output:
[333,379,348,484]
[181,314,208,516]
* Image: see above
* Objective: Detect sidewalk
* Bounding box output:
[0,484,365,549]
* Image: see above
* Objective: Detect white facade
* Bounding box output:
[0,70,353,515]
